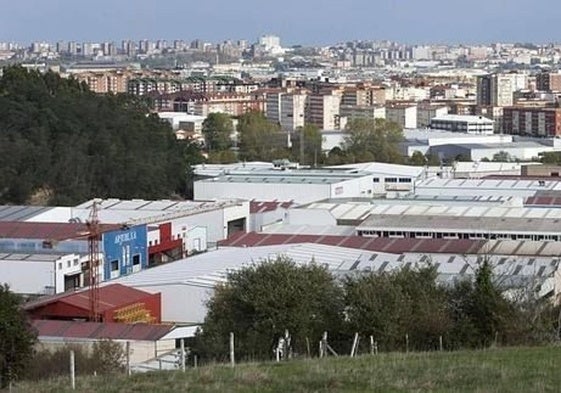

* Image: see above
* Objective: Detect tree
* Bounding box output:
[291,124,323,166]
[237,111,284,161]
[201,112,234,152]
[0,66,200,205]
[195,256,345,360]
[492,151,512,162]
[344,265,451,351]
[0,285,37,388]
[408,151,427,166]
[342,118,404,163]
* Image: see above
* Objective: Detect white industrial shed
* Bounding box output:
[112,243,561,324]
[0,253,87,296]
[194,171,378,204]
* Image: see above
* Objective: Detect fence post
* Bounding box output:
[351,332,359,357]
[70,349,76,390]
[439,336,443,352]
[126,341,131,376]
[194,355,198,369]
[374,341,378,355]
[405,334,409,353]
[230,332,235,367]
[305,337,311,358]
[370,336,374,355]
[180,338,186,372]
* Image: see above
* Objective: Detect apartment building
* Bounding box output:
[386,103,417,129]
[477,73,527,107]
[503,107,561,137]
[341,85,386,107]
[417,104,449,128]
[266,90,307,131]
[536,72,561,92]
[306,90,343,130]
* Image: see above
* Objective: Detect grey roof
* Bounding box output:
[198,171,371,185]
[358,214,561,235]
[0,206,52,222]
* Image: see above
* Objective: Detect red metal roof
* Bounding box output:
[250,200,294,214]
[0,221,121,241]
[219,232,487,255]
[23,284,154,313]
[526,196,561,206]
[32,320,173,341]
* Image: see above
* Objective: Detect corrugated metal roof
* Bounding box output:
[23,284,155,313]
[32,320,173,341]
[0,221,120,240]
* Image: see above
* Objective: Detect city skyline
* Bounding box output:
[1,0,561,45]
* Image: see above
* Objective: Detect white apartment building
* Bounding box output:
[386,104,417,129]
[266,91,307,131]
[306,92,342,130]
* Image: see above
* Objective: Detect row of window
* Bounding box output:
[373,178,412,183]
[110,255,141,272]
[359,230,561,242]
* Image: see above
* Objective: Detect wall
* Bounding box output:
[102,225,148,280]
[194,181,332,205]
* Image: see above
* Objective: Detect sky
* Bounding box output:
[1,0,560,45]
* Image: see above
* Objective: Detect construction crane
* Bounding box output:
[84,200,101,322]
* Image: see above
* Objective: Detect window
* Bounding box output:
[132,254,140,266]
[398,178,412,183]
[67,260,71,268]
[58,262,62,270]
[372,177,380,183]
[110,260,119,272]
[385,177,397,183]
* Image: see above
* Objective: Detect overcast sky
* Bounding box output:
[1,0,559,45]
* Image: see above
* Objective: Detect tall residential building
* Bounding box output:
[477,73,527,107]
[266,91,307,131]
[341,85,386,107]
[306,91,342,130]
[536,72,561,92]
[503,107,561,137]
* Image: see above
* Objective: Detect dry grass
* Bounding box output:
[10,346,561,393]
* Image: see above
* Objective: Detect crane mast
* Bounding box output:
[86,200,101,322]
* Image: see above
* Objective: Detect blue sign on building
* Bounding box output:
[102,225,148,280]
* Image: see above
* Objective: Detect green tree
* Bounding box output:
[237,111,284,161]
[492,151,512,162]
[0,66,200,205]
[344,265,451,351]
[0,285,37,388]
[342,118,404,163]
[291,124,323,166]
[195,256,345,360]
[201,112,234,151]
[408,151,427,166]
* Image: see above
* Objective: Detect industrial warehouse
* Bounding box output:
[5,160,561,372]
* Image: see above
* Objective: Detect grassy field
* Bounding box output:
[12,346,561,393]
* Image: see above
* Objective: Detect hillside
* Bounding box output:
[0,67,202,205]
[14,346,561,393]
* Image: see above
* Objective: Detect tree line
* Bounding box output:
[194,257,559,362]
[0,66,203,205]
[202,112,435,166]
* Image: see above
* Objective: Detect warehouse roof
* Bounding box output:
[0,253,69,263]
[417,177,561,192]
[23,284,155,313]
[358,214,561,234]
[0,206,51,222]
[0,221,120,240]
[250,200,294,213]
[32,320,173,341]
[325,162,424,178]
[219,231,485,254]
[198,172,369,185]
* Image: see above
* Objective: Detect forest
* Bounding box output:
[0,66,202,206]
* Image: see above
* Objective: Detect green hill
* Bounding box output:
[14,346,561,393]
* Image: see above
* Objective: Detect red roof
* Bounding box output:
[250,200,294,214]
[219,232,486,255]
[0,221,121,241]
[23,284,154,313]
[526,196,561,206]
[32,320,173,341]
